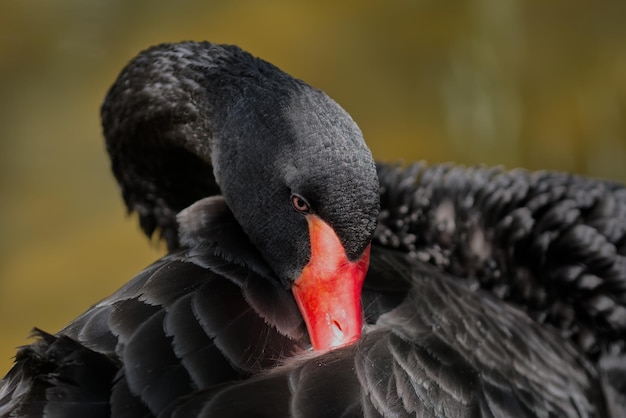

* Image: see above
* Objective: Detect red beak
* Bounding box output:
[292,214,371,351]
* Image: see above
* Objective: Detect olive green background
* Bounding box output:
[1,0,625,374]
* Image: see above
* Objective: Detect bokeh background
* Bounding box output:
[1,0,625,375]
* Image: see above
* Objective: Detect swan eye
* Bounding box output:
[291,194,310,213]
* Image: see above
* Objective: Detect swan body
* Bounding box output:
[1,42,624,417]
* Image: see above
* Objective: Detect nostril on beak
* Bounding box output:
[331,319,344,341]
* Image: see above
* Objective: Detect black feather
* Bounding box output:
[2,42,624,418]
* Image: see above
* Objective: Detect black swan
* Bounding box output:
[0,41,624,417]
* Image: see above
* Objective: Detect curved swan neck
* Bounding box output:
[102,42,379,283]
[101,42,258,249]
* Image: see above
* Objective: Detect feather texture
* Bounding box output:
[1,188,620,416]
[1,41,624,417]
[376,163,626,360]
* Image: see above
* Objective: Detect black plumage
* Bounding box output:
[1,41,625,417]
[375,163,626,360]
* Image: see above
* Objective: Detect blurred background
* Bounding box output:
[0,0,625,375]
